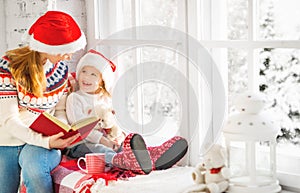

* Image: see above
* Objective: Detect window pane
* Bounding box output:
[136,47,181,132]
[227,0,248,40]
[139,0,183,29]
[97,0,184,38]
[277,144,300,175]
[256,143,271,175]
[229,141,246,177]
[97,0,132,38]
[259,48,300,144]
[228,48,248,113]
[258,0,300,40]
[107,47,183,145]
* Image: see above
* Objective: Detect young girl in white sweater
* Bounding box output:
[65,50,189,174]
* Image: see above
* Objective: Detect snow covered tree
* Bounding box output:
[259,0,300,145]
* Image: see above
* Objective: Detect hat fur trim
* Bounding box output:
[28,31,86,55]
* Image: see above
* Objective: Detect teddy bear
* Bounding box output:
[185,144,230,193]
[94,104,125,145]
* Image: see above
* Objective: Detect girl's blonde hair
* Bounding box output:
[95,73,111,98]
[6,46,46,97]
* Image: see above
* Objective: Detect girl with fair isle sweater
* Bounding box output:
[0,11,86,193]
[64,50,189,175]
[0,11,155,192]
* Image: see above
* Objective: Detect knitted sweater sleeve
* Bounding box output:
[54,72,78,124]
[1,96,50,149]
[0,57,72,149]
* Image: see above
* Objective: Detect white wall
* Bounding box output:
[0,1,7,54]
[0,0,7,54]
[55,0,87,72]
[4,0,48,50]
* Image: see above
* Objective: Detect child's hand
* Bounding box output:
[112,143,121,152]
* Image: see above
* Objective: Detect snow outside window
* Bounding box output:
[86,0,300,190]
[86,0,227,167]
[226,0,300,191]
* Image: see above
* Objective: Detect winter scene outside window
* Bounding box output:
[125,0,182,132]
[228,0,300,146]
[90,0,300,187]
[93,0,186,145]
[93,0,300,153]
[116,0,300,147]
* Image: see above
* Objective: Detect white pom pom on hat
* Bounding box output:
[22,11,86,55]
[76,49,116,76]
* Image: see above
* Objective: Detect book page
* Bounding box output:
[71,116,99,130]
[43,112,71,132]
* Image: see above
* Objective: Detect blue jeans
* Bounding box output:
[65,142,120,164]
[0,144,61,193]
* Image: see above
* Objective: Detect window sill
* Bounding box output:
[277,144,300,192]
[281,191,298,193]
[228,143,300,192]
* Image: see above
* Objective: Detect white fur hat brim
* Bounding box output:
[26,31,86,55]
[76,52,109,76]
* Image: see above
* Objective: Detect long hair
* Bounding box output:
[95,73,111,98]
[6,46,46,97]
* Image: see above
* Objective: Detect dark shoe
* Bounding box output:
[148,136,188,170]
[112,133,152,174]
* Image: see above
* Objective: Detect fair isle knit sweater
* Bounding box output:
[0,56,70,149]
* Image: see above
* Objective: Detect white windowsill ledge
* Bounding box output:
[277,144,300,192]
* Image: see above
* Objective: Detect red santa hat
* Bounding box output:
[22,11,86,55]
[76,49,116,76]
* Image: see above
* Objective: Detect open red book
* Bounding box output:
[30,112,99,145]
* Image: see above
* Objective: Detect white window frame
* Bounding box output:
[86,0,195,162]
[86,0,300,191]
[189,0,300,191]
[86,0,224,167]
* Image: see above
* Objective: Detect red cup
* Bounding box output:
[77,153,105,174]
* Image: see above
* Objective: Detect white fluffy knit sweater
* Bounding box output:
[66,90,112,144]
